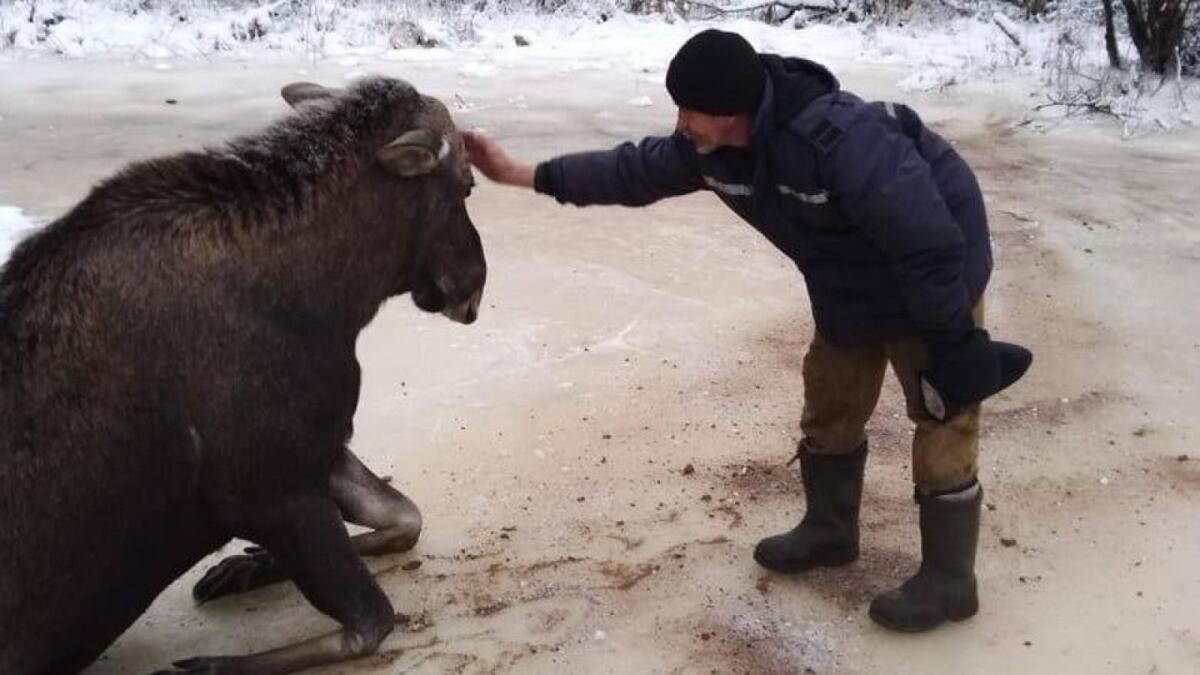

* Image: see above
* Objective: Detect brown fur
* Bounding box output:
[0,76,485,674]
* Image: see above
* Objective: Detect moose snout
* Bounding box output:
[443,287,483,324]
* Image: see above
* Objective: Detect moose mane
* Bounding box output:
[0,77,419,308]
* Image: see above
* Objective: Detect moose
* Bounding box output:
[0,76,486,674]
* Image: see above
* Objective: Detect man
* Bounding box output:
[463,29,1030,632]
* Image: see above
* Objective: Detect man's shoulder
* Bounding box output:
[784,92,897,155]
[782,92,857,155]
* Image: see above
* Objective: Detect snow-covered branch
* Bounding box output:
[670,0,848,23]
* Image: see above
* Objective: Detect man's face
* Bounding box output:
[675,108,747,154]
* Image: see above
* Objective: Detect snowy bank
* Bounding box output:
[0,205,40,266]
[0,1,1194,135]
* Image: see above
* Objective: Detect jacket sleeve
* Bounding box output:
[821,115,976,347]
[534,133,704,207]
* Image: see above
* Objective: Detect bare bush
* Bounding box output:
[1026,26,1138,130]
[1182,2,1199,74]
[625,0,686,14]
[388,18,441,48]
[629,0,859,24]
[995,0,1053,18]
[1021,0,1050,17]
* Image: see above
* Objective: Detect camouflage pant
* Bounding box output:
[800,304,986,494]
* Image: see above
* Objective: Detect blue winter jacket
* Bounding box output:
[534,55,991,346]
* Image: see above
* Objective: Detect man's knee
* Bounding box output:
[912,415,980,492]
[800,339,887,453]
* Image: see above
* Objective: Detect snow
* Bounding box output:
[0,1,1194,150]
[0,6,1196,672]
[897,68,961,93]
[379,48,457,63]
[0,1,1193,228]
[0,1,1167,86]
[458,61,501,79]
[0,206,39,267]
[0,1,1088,75]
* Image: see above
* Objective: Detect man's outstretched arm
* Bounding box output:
[463,130,704,207]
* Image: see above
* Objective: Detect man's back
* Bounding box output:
[534,52,991,346]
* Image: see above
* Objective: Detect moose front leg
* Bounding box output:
[159,496,396,675]
[193,447,422,603]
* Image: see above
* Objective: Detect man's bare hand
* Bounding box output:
[462,130,535,188]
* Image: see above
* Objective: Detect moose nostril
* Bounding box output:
[435,274,459,301]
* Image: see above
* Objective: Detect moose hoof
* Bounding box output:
[192,550,282,604]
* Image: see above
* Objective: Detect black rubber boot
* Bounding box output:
[869,481,983,632]
[753,440,867,573]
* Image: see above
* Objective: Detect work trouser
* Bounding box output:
[799,304,986,494]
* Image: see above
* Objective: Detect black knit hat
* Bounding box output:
[666,29,766,115]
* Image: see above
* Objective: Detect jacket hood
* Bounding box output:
[751,54,840,144]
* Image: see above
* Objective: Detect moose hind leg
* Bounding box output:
[330,446,423,556]
[193,446,421,604]
[164,496,394,675]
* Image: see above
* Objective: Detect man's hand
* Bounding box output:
[461,130,535,188]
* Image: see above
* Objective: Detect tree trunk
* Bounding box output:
[1119,0,1193,73]
[1119,0,1152,67]
[1103,0,1122,68]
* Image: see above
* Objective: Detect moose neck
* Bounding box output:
[270,197,417,336]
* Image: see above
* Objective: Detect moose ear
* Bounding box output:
[281,82,339,109]
[377,128,449,177]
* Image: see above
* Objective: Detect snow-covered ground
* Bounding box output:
[1,4,1194,263]
[0,0,1114,76]
[1,1,1196,139]
[2,3,1199,675]
[10,2,1138,268]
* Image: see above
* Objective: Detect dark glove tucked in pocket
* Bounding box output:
[921,329,1032,422]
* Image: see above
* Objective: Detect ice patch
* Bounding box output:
[379,48,456,63]
[459,62,500,78]
[141,44,172,59]
[898,68,960,92]
[560,61,612,73]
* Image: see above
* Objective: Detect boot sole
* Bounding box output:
[753,546,859,574]
[868,603,978,633]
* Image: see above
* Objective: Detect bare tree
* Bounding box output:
[1102,0,1122,68]
[1119,0,1195,74]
